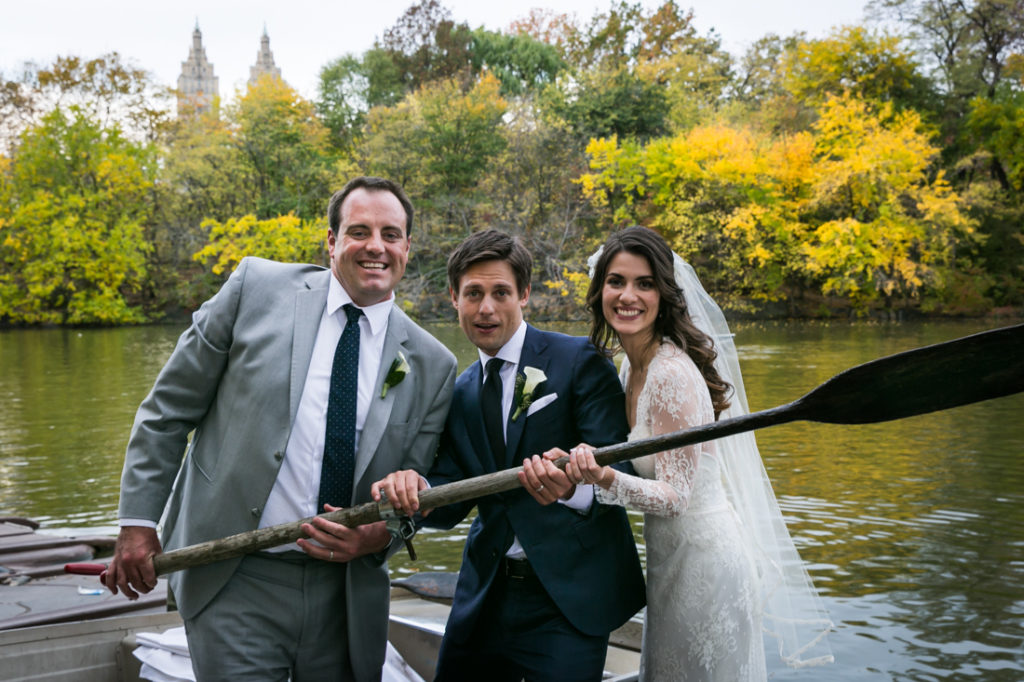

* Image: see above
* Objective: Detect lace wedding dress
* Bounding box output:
[597,342,767,681]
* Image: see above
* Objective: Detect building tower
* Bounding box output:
[248,27,283,87]
[177,21,219,116]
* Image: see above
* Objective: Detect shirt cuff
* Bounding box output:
[557,483,595,512]
[120,518,158,529]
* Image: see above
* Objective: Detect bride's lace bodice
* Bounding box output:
[597,343,728,516]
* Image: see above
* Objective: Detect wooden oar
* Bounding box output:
[77,323,1024,577]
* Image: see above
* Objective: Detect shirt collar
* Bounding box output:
[328,274,393,336]
[477,320,528,369]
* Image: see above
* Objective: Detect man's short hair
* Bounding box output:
[447,229,532,295]
[327,176,414,236]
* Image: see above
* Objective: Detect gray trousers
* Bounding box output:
[184,551,354,681]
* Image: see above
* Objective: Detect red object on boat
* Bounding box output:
[64,563,107,576]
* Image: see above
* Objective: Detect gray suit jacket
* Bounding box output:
[118,256,456,680]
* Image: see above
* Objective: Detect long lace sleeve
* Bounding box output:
[596,349,715,517]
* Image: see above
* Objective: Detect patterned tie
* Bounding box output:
[318,303,362,512]
[481,358,506,462]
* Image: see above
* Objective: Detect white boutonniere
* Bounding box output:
[511,366,547,421]
[381,351,410,398]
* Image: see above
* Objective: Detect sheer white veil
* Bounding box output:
[588,245,835,668]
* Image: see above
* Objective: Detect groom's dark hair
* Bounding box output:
[327,176,414,236]
[447,229,532,295]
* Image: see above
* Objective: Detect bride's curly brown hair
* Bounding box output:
[586,226,732,418]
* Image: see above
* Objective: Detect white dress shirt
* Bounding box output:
[123,274,394,547]
[481,321,594,560]
[258,275,392,549]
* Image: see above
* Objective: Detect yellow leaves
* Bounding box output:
[193,214,327,276]
[782,25,923,106]
[812,94,935,210]
[581,136,643,209]
[579,88,974,311]
[764,132,814,192]
[544,268,592,307]
[0,108,154,324]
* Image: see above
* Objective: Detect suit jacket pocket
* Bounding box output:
[186,431,215,482]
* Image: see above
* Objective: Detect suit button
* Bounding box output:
[491,549,498,558]
[273,451,283,462]
[250,507,261,518]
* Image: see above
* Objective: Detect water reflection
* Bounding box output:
[1,320,1022,679]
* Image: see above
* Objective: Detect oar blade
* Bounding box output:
[795,323,1024,425]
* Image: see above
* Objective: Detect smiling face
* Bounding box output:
[601,251,660,344]
[327,187,410,306]
[451,259,530,356]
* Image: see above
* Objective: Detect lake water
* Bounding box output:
[1,319,1022,680]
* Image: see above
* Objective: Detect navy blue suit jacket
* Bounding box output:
[426,325,646,642]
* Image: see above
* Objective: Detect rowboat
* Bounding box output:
[0,519,641,681]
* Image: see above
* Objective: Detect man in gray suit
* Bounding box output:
[104,176,457,681]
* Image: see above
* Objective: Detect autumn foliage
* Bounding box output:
[1,1,1022,324]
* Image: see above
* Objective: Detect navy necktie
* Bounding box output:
[481,358,506,462]
[318,304,362,512]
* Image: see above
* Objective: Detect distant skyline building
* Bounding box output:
[176,22,218,116]
[248,26,282,87]
[177,23,286,117]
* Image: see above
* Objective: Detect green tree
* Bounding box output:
[542,67,670,142]
[359,96,430,193]
[469,28,566,96]
[963,84,1024,304]
[782,26,936,112]
[418,74,508,196]
[0,108,154,324]
[230,76,334,220]
[317,54,371,152]
[149,106,254,309]
[359,74,507,200]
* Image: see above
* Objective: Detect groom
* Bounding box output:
[376,229,645,681]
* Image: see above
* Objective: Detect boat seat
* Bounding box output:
[391,571,458,602]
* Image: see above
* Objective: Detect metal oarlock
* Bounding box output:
[378,491,418,561]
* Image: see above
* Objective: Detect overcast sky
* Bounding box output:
[1,1,870,100]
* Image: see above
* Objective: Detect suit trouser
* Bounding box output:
[184,551,355,682]
[434,562,609,682]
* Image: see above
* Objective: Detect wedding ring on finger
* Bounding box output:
[536,484,545,492]
[329,550,334,561]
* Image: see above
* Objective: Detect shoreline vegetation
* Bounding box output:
[2,1,1022,327]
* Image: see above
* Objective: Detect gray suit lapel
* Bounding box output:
[354,306,408,487]
[289,271,330,420]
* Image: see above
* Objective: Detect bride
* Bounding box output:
[562,226,833,680]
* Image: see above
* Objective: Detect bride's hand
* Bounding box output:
[568,443,614,489]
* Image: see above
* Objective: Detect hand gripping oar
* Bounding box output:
[68,323,1024,578]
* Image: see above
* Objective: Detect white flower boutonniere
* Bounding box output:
[381,351,410,398]
[511,366,547,421]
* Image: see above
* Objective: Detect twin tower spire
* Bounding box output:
[177,21,283,116]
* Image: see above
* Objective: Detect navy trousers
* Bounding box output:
[434,565,608,682]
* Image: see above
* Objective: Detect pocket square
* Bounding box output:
[526,392,557,417]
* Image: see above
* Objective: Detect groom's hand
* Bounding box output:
[519,454,574,505]
[372,470,431,516]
